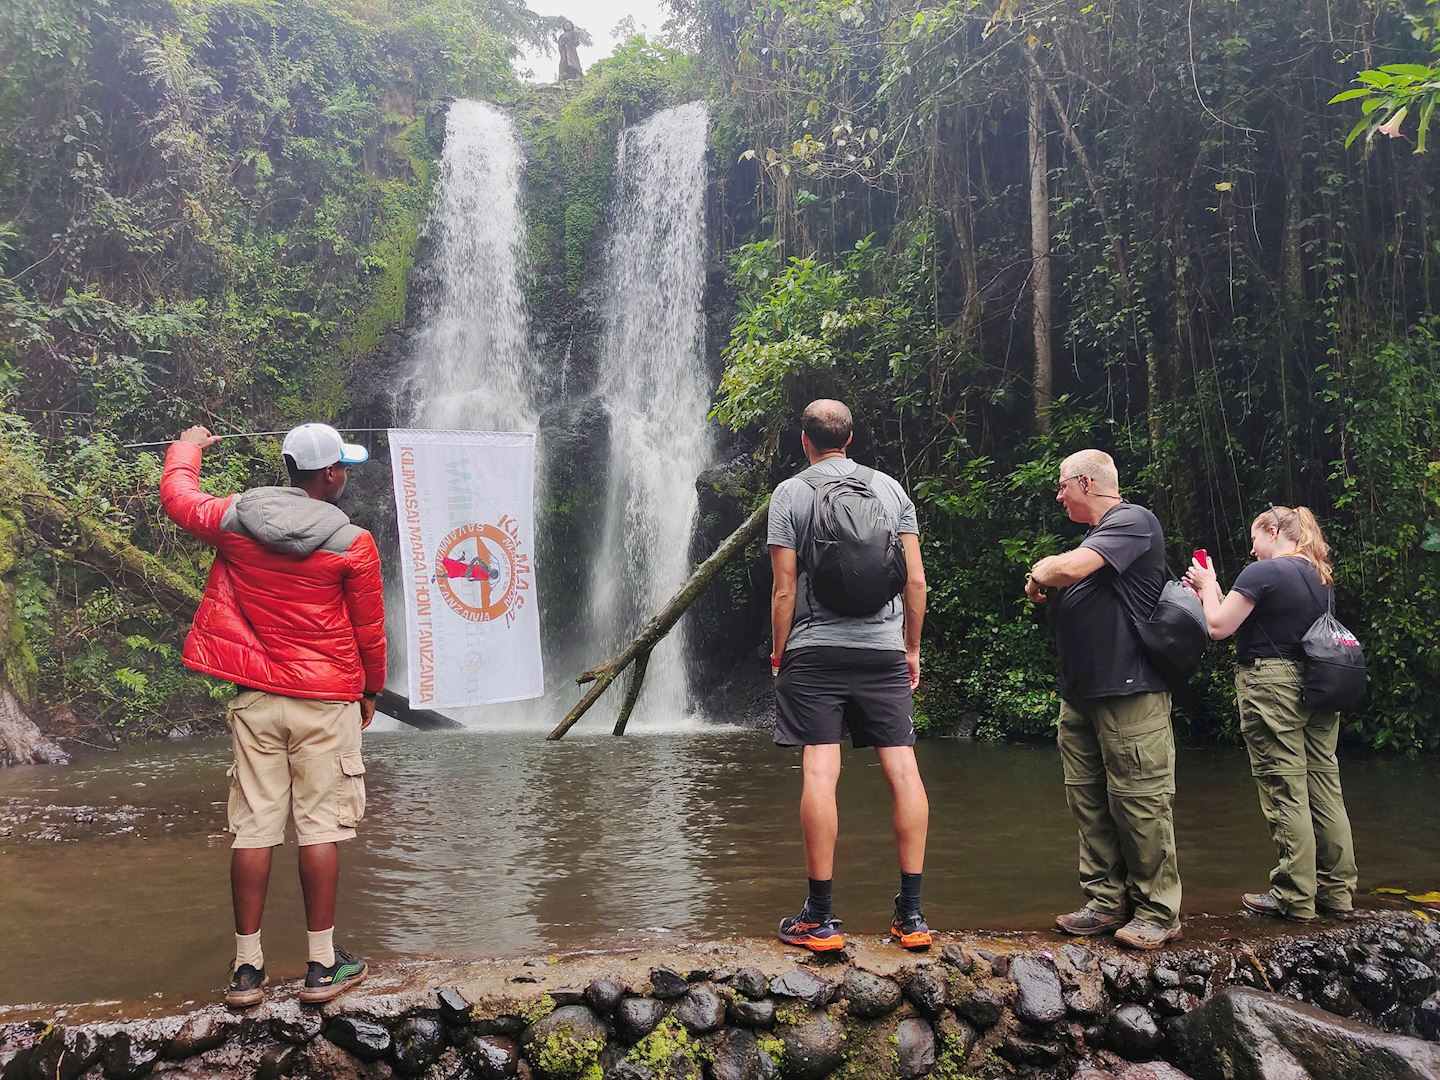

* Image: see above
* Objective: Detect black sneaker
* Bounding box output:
[777,905,846,953]
[299,946,368,1004]
[890,896,932,950]
[224,963,268,1008]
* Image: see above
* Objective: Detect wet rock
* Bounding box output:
[100,1029,162,1079]
[1181,974,1209,996]
[1353,962,1399,1013]
[163,1012,231,1059]
[1103,957,1154,1004]
[1395,958,1437,1005]
[298,1036,393,1079]
[1062,943,1097,973]
[895,1018,936,1079]
[22,1025,106,1080]
[550,988,587,1007]
[326,1016,393,1062]
[686,967,715,983]
[940,944,972,972]
[1107,1004,1163,1060]
[1113,1064,1196,1080]
[521,1005,607,1066]
[462,1033,520,1079]
[606,1062,655,1080]
[1188,954,1218,978]
[1010,954,1066,1027]
[256,1042,302,1080]
[903,966,946,1019]
[437,988,473,1025]
[1169,986,1440,1080]
[673,984,726,1035]
[972,948,1010,977]
[1416,993,1440,1041]
[727,997,776,1029]
[996,1033,1064,1066]
[776,1012,845,1080]
[770,967,835,1008]
[732,968,768,1000]
[953,984,1006,1028]
[391,1017,444,1075]
[585,978,625,1015]
[1153,989,1200,1018]
[1317,976,1356,1016]
[650,967,690,1000]
[613,997,668,1043]
[1065,978,1111,1022]
[269,1000,325,1044]
[708,1027,777,1080]
[1153,967,1181,991]
[474,1015,527,1038]
[840,968,902,1020]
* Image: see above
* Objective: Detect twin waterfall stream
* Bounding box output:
[394,99,714,730]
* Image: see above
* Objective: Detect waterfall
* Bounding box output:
[398,100,539,432]
[587,101,713,727]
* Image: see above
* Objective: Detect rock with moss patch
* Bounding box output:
[521,1004,607,1076]
[841,969,902,1020]
[462,1033,520,1078]
[709,1027,779,1080]
[777,1012,845,1080]
[673,984,726,1035]
[614,997,669,1043]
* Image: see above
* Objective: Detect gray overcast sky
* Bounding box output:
[516,1,671,82]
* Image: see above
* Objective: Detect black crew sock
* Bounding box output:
[898,872,923,918]
[806,878,834,921]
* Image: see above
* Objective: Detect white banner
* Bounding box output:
[388,429,542,708]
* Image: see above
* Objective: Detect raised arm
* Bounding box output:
[159,427,229,546]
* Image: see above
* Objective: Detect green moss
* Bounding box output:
[627,1017,711,1072]
[756,1033,785,1070]
[535,1031,604,1080]
[519,993,558,1024]
[774,1001,813,1026]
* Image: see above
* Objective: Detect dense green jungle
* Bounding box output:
[1,0,1438,751]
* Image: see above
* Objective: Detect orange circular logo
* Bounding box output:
[433,523,521,623]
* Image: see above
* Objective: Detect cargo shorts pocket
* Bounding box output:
[1118,722,1174,784]
[335,752,367,828]
[225,763,245,828]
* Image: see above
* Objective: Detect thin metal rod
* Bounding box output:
[122,427,393,450]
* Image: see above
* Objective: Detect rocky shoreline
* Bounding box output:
[4,913,1440,1078]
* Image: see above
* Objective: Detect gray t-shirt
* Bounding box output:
[767,458,918,651]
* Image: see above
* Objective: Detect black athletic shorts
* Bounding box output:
[774,646,916,748]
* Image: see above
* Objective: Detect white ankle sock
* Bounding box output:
[307,926,336,967]
[235,931,263,971]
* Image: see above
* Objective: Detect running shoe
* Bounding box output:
[299,945,368,1004]
[890,898,932,950]
[224,963,268,1008]
[778,906,846,953]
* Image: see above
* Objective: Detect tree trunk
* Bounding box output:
[1028,60,1054,434]
[547,498,770,740]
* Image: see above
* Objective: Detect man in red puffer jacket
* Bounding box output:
[162,422,385,1009]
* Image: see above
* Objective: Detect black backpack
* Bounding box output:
[797,464,908,617]
[1117,576,1210,689]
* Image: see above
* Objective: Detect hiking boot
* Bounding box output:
[1243,892,1313,922]
[778,906,846,953]
[1054,906,1126,937]
[224,963,268,1008]
[890,899,932,951]
[1318,903,1362,920]
[299,945,368,1004]
[1113,918,1182,951]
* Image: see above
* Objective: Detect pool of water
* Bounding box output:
[2,729,1437,1010]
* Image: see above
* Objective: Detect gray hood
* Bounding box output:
[227,486,355,557]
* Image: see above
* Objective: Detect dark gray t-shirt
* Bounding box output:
[1231,556,1330,663]
[767,458,918,651]
[1053,501,1168,701]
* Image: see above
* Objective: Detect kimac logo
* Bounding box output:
[433,516,533,627]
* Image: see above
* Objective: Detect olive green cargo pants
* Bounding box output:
[1058,691,1182,928]
[1236,658,1358,919]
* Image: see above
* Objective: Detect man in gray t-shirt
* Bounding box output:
[768,399,931,955]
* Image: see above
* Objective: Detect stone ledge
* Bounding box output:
[3,913,1438,1079]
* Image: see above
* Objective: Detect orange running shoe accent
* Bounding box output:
[891,923,932,950]
[788,931,847,953]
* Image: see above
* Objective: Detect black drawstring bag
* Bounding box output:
[1299,594,1368,712]
[1115,575,1209,689]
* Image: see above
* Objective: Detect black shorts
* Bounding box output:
[774,647,915,748]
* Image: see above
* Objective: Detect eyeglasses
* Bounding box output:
[1057,474,1087,494]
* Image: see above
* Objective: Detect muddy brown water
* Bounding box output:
[1,729,1437,1013]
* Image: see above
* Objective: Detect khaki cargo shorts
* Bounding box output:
[225,690,366,849]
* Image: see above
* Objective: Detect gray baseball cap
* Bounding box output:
[281,423,369,470]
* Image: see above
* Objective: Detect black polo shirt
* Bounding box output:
[1053,501,1168,701]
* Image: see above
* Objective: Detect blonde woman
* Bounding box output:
[1185,505,1358,921]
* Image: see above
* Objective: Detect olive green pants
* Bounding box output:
[1058,692,1182,929]
[1236,659,1358,919]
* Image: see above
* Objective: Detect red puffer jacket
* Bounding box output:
[160,442,386,700]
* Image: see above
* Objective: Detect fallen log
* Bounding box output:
[548,497,770,740]
[377,689,464,731]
